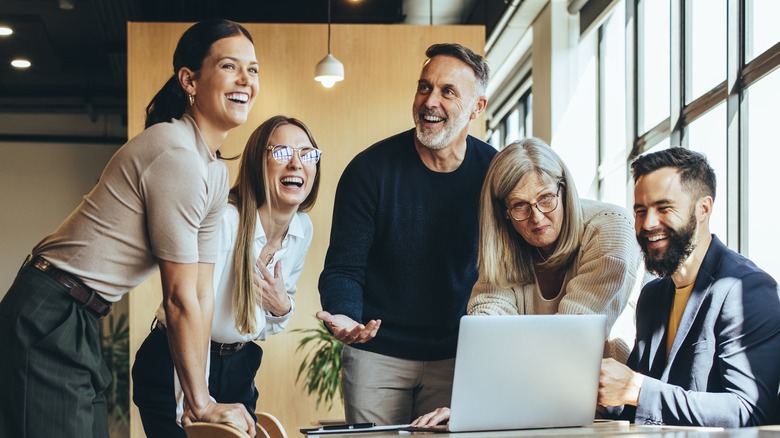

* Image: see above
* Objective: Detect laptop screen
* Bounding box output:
[448,314,607,432]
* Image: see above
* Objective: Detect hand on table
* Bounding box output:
[316,311,380,344]
[412,407,451,427]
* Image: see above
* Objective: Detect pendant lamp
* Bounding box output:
[314,0,344,88]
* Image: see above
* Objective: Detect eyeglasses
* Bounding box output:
[506,187,561,221]
[266,144,322,164]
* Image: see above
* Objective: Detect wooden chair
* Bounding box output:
[255,411,288,438]
[184,422,251,438]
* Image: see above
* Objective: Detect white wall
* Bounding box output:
[0,113,123,298]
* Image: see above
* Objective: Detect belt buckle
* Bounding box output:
[219,343,228,356]
[33,257,51,272]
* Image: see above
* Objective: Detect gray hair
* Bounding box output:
[425,43,489,96]
[478,138,583,287]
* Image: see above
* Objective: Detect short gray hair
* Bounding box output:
[425,43,489,96]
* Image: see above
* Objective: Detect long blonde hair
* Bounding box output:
[228,116,321,334]
[478,138,583,288]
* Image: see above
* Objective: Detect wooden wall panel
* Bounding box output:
[128,22,484,438]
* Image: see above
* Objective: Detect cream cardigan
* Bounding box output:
[468,199,644,363]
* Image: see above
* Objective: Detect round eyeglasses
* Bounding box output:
[266,144,322,165]
[506,188,560,221]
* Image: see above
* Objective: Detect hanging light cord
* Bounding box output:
[327,0,332,54]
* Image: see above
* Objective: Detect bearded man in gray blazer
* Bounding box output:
[597,147,780,427]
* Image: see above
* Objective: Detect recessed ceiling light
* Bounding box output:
[58,0,75,10]
[0,26,12,36]
[11,59,32,69]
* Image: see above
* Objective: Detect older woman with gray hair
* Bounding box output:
[470,137,641,360]
[413,137,643,427]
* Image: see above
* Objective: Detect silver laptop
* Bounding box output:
[447,314,607,432]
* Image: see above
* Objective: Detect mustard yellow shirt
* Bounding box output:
[667,282,695,356]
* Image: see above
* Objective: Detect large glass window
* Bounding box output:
[746,68,780,279]
[487,90,532,150]
[639,0,671,132]
[685,0,726,102]
[686,103,727,238]
[599,2,628,205]
[747,0,780,62]
[505,108,521,145]
[630,0,780,259]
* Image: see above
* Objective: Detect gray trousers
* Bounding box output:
[341,345,455,425]
[0,264,111,438]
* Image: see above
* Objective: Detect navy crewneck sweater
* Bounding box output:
[319,129,496,360]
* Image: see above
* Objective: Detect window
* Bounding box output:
[685,0,726,102]
[687,102,727,238]
[746,0,780,62]
[638,0,670,132]
[746,68,780,278]
[487,89,533,150]
[630,0,780,278]
[598,2,628,205]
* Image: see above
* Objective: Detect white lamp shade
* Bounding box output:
[314,53,344,88]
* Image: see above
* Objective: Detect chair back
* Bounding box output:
[184,422,251,438]
[255,412,288,438]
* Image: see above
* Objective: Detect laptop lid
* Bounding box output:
[447,314,607,432]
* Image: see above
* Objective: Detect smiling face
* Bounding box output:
[186,35,259,140]
[265,124,318,212]
[505,172,564,254]
[633,167,700,277]
[412,55,486,150]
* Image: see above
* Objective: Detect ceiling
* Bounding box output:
[0,0,504,121]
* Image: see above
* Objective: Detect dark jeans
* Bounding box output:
[132,326,263,438]
[0,264,111,438]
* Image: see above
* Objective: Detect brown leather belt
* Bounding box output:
[210,340,247,356]
[27,256,112,318]
[154,320,247,356]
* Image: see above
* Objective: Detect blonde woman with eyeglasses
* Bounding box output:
[413,137,643,428]
[471,137,641,361]
[133,115,321,438]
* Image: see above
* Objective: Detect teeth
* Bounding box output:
[226,93,249,103]
[281,176,303,187]
[423,115,444,122]
[648,234,666,242]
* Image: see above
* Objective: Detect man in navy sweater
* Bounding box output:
[317,43,497,425]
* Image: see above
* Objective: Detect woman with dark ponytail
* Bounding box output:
[0,19,258,438]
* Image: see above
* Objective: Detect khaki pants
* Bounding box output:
[341,346,455,425]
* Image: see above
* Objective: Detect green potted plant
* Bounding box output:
[100,312,130,436]
[293,321,344,411]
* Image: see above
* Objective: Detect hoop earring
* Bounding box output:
[188,94,195,106]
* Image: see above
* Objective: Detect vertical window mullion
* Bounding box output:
[627,0,638,205]
[726,0,744,250]
[598,24,606,199]
[635,0,645,138]
[670,0,683,147]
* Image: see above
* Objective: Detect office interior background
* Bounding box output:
[1,0,778,437]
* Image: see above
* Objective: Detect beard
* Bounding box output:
[414,105,472,150]
[638,209,698,278]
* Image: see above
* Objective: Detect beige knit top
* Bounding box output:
[468,199,644,363]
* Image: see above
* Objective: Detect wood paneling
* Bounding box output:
[128,22,484,438]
